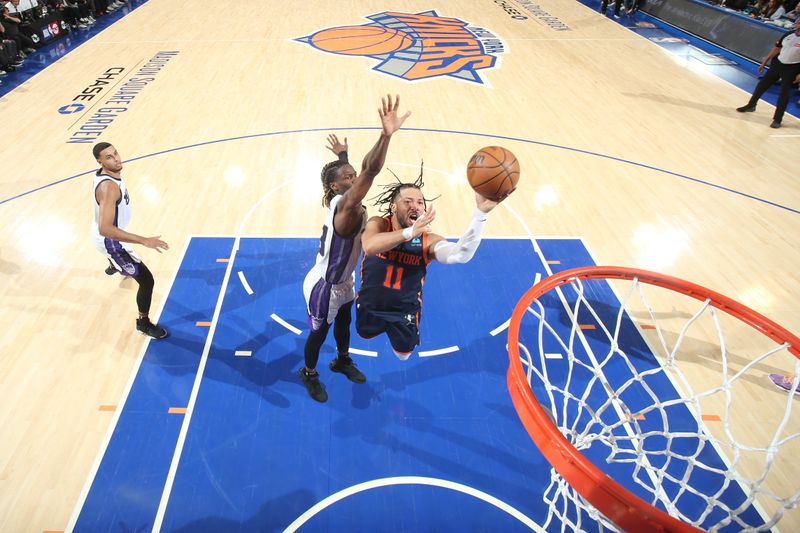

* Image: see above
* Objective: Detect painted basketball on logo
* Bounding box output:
[295,10,506,84]
[310,25,413,56]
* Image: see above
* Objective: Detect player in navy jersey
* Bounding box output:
[91,142,170,339]
[299,95,411,403]
[356,173,513,359]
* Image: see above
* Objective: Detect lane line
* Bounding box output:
[151,181,291,532]
[490,319,511,337]
[349,347,378,357]
[488,250,543,337]
[418,346,460,357]
[237,271,254,295]
[270,313,301,335]
[65,237,192,533]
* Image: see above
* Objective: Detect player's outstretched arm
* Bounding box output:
[361,208,436,256]
[335,95,410,236]
[429,191,513,264]
[96,181,169,252]
[341,95,410,207]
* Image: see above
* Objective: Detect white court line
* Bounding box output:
[237,270,254,295]
[234,350,252,357]
[490,319,511,337]
[418,345,460,357]
[270,313,302,335]
[770,134,800,138]
[489,273,542,337]
[578,236,776,525]
[152,181,291,532]
[65,237,192,533]
[349,347,378,357]
[501,204,552,278]
[544,353,563,359]
[284,476,544,533]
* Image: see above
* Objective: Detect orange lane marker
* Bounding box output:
[42,530,64,533]
[628,413,646,421]
[216,258,230,263]
[578,324,596,330]
[168,407,187,414]
[546,260,561,265]
[196,321,212,327]
[98,405,116,412]
[701,414,721,422]
[641,324,657,330]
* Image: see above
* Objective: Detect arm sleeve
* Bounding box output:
[432,208,488,265]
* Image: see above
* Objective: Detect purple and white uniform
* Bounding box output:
[91,170,141,276]
[303,194,366,331]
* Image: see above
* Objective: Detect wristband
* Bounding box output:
[402,226,413,241]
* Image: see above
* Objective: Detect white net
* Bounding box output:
[512,272,800,533]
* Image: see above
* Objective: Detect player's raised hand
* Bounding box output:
[325,134,348,156]
[409,206,436,239]
[379,94,411,136]
[143,236,169,253]
[475,189,514,213]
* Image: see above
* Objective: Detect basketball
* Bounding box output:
[466,146,520,201]
[310,25,413,56]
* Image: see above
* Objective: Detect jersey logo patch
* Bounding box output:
[310,316,325,331]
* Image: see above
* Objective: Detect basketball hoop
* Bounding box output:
[507,266,800,532]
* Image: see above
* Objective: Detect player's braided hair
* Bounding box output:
[320,160,348,207]
[369,161,438,216]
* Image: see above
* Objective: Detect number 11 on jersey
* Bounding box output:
[383,265,404,290]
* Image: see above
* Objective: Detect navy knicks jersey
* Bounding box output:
[358,216,430,313]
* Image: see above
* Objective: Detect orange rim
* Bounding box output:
[506,266,800,532]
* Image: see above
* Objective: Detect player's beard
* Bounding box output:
[398,211,419,229]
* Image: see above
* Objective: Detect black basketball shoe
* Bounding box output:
[299,368,328,402]
[329,354,366,383]
[136,318,168,339]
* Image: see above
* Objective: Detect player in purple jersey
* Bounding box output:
[91,142,170,339]
[299,95,411,403]
[356,174,513,359]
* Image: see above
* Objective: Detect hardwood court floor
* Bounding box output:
[0,1,798,531]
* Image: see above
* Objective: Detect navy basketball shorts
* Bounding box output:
[356,304,420,355]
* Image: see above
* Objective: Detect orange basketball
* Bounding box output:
[467,146,520,201]
[310,25,413,56]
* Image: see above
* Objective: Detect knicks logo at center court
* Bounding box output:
[295,10,506,84]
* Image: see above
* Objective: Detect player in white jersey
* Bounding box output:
[299,95,411,402]
[92,142,169,339]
